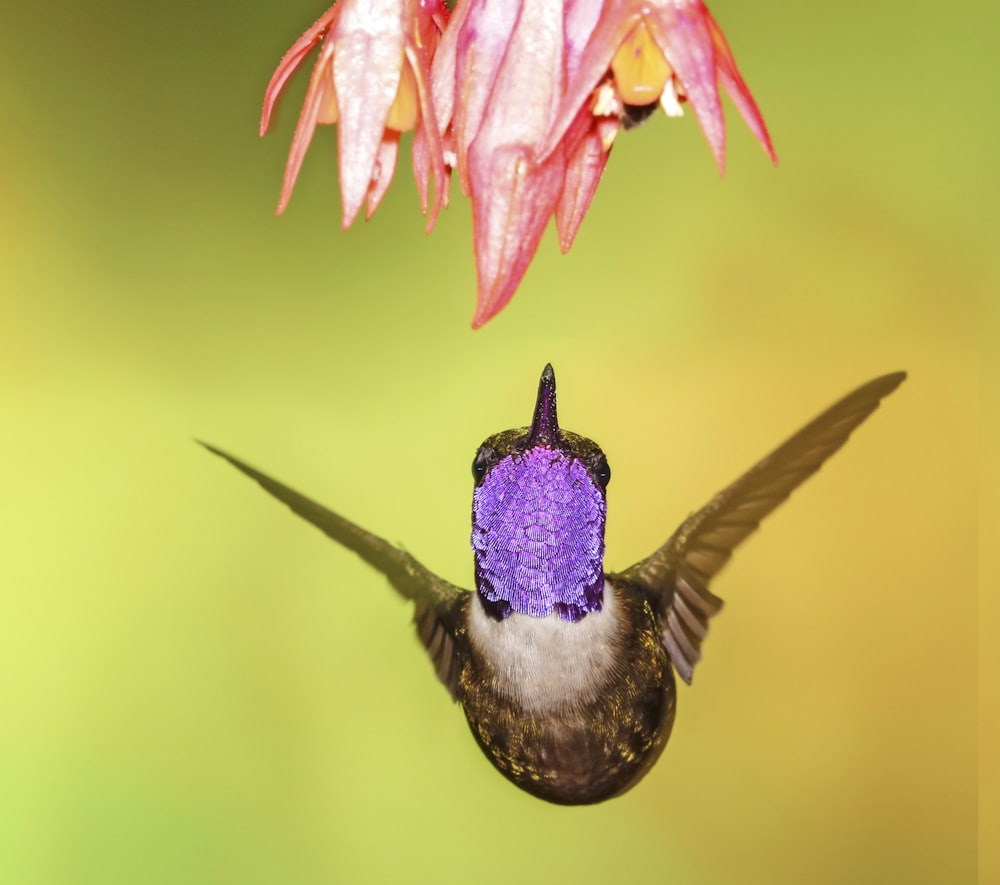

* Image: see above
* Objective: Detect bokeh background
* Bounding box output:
[1,0,991,882]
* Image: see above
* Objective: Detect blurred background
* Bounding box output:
[0,0,990,882]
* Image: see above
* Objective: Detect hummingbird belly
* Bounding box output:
[460,581,676,804]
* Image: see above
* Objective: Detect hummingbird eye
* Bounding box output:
[472,445,498,483]
[595,456,611,488]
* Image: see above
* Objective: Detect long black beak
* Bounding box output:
[526,363,560,447]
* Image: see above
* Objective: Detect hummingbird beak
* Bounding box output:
[526,363,560,447]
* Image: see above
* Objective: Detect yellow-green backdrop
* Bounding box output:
[1,0,991,883]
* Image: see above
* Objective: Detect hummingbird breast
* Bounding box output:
[459,580,676,805]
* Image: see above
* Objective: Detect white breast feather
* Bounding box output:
[467,580,621,714]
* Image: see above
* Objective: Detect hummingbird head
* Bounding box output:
[471,364,611,622]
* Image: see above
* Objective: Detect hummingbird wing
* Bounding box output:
[615,372,906,685]
[198,442,468,698]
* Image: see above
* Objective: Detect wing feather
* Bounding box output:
[617,372,906,685]
[199,442,466,697]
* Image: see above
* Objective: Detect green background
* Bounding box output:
[1,0,991,882]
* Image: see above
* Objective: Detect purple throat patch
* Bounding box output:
[472,446,606,621]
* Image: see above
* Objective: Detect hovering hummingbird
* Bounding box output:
[200,366,905,805]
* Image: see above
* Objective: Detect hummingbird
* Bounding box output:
[200,365,905,805]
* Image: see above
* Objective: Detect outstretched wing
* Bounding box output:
[199,442,468,697]
[616,372,906,685]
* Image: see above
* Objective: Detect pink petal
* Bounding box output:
[541,0,638,160]
[276,40,337,215]
[412,128,451,232]
[412,127,432,220]
[555,114,615,253]
[564,0,608,79]
[646,2,727,173]
[428,0,470,142]
[260,5,339,137]
[705,12,776,163]
[469,146,567,328]
[405,41,448,231]
[332,0,407,228]
[366,132,401,218]
[449,0,524,194]
[466,0,568,326]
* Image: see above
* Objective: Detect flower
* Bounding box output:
[432,0,570,327]
[551,0,622,254]
[542,0,776,174]
[260,0,449,230]
[261,0,775,326]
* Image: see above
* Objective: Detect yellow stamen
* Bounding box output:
[600,124,619,152]
[610,21,671,106]
[385,64,419,133]
[591,80,621,118]
[659,78,684,118]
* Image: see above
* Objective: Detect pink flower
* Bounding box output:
[260,0,449,229]
[550,0,622,254]
[542,0,777,174]
[432,0,570,327]
[260,0,775,327]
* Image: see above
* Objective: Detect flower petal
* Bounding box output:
[332,0,407,228]
[428,0,470,150]
[469,146,566,328]
[405,35,448,230]
[276,39,337,215]
[465,0,567,326]
[260,5,340,137]
[366,131,401,218]
[541,0,637,160]
[555,114,615,253]
[412,124,450,230]
[705,12,776,163]
[449,0,525,194]
[645,2,727,173]
[564,0,605,76]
